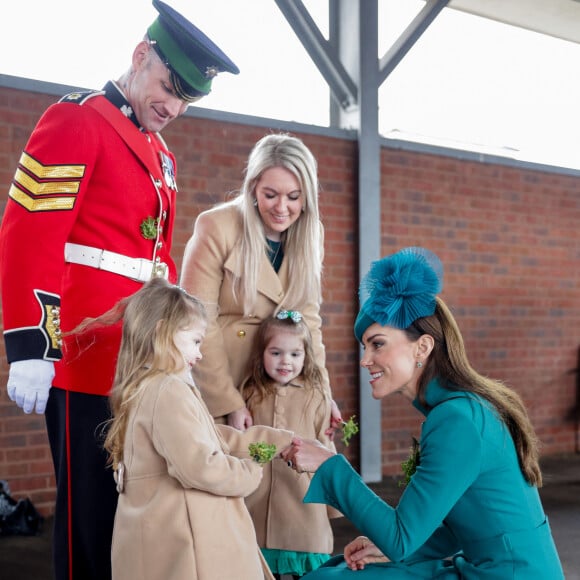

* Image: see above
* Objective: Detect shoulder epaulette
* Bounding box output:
[59,89,105,105]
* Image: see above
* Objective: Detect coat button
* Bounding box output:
[237,330,246,338]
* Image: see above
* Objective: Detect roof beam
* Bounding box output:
[274,0,358,111]
[379,0,450,86]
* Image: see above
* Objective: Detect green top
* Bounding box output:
[266,239,284,273]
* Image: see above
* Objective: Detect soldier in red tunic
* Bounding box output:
[0,2,238,579]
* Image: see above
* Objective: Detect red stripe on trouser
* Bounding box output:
[65,390,73,580]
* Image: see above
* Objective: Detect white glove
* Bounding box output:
[7,360,55,414]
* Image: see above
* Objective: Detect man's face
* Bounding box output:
[125,42,190,132]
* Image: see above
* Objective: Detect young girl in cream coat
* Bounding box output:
[82,278,294,580]
[241,312,340,579]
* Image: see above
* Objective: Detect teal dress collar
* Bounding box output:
[412,378,473,416]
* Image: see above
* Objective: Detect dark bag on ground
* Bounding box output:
[0,480,43,536]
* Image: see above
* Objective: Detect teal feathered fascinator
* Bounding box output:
[354,247,443,342]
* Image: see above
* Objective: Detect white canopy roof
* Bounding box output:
[448,0,580,44]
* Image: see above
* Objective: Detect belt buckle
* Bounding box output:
[152,261,169,280]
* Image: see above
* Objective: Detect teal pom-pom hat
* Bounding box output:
[354,247,444,342]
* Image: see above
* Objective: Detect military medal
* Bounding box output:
[159,151,177,190]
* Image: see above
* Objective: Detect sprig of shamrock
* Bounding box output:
[399,437,420,488]
[140,216,159,240]
[248,442,277,464]
[340,415,359,446]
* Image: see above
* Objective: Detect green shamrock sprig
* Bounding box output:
[340,415,359,446]
[140,216,159,240]
[248,442,277,464]
[399,437,420,488]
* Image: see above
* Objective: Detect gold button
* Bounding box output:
[237,330,246,338]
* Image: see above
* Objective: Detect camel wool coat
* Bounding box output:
[180,202,329,418]
[244,378,339,554]
[111,373,293,580]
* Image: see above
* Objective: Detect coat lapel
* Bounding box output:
[223,243,287,305]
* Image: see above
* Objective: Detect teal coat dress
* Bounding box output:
[302,379,564,579]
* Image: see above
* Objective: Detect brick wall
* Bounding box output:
[1,84,578,515]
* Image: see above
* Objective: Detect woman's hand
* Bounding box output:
[227,406,253,430]
[281,436,335,473]
[325,399,343,439]
[344,536,390,571]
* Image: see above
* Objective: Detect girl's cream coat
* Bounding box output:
[111,374,293,580]
[244,379,340,555]
[181,203,329,418]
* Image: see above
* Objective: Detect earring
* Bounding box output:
[253,198,258,207]
[416,361,423,368]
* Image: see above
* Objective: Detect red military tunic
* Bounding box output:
[0,83,178,396]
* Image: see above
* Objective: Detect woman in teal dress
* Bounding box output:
[282,247,564,579]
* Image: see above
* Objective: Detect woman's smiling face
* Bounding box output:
[254,166,303,241]
[359,323,422,401]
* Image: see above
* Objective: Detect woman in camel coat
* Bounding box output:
[181,201,327,419]
[180,134,339,428]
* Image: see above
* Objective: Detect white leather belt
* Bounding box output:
[64,243,168,283]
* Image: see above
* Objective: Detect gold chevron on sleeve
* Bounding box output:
[19,152,86,179]
[9,183,77,211]
[8,152,86,212]
[14,168,81,194]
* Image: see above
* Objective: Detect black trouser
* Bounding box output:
[46,387,117,580]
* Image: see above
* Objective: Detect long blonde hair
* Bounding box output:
[227,133,323,315]
[75,278,207,470]
[408,297,542,486]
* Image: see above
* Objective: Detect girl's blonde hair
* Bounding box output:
[77,278,207,470]
[241,315,324,409]
[226,133,323,315]
[408,297,542,486]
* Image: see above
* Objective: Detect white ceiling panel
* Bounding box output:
[447,0,580,43]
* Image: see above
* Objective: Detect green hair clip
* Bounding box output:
[277,310,303,323]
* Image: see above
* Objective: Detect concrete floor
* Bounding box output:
[1,453,579,579]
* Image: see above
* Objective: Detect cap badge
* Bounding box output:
[205,66,219,79]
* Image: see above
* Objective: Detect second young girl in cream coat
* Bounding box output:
[241,312,339,579]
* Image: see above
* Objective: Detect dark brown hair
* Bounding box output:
[406,297,542,486]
